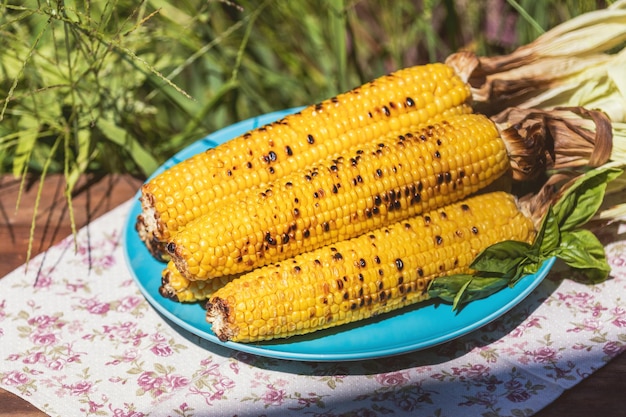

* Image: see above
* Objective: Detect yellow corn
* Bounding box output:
[205,191,536,342]
[136,63,472,260]
[159,261,233,303]
[167,113,510,280]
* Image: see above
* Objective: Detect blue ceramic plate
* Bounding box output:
[123,107,554,362]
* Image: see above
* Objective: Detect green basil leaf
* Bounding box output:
[470,240,532,278]
[518,260,546,280]
[429,274,514,310]
[556,229,611,283]
[553,167,623,231]
[457,276,511,307]
[428,274,474,304]
[452,279,473,310]
[534,207,561,256]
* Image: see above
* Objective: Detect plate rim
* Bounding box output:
[122,107,554,362]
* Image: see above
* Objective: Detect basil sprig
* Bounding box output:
[428,166,623,310]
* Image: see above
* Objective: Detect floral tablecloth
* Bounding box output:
[1,199,625,417]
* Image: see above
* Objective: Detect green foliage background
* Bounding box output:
[0,0,610,188]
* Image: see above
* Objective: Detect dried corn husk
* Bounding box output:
[494,106,613,180]
[495,108,626,222]
[446,0,626,122]
[447,1,626,222]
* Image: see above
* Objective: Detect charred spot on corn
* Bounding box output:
[262,150,277,163]
[395,259,404,271]
[166,242,176,254]
[265,232,277,246]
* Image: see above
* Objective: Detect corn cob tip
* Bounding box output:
[158,286,179,302]
[206,298,236,342]
[136,217,170,261]
[136,191,170,261]
[158,266,180,302]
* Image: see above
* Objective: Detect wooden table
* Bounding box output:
[1,173,624,417]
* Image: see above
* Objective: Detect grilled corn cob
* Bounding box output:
[205,191,536,342]
[167,113,510,280]
[137,63,472,260]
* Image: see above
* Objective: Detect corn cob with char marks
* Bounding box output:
[136,63,472,260]
[166,113,510,281]
[205,191,536,343]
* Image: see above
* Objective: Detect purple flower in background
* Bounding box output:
[22,351,46,364]
[164,374,189,390]
[31,332,57,346]
[463,364,491,380]
[48,358,66,371]
[150,343,173,357]
[33,271,53,289]
[214,375,235,392]
[531,347,558,364]
[506,389,531,403]
[95,254,116,269]
[262,385,286,407]
[375,371,409,387]
[117,296,142,313]
[137,371,164,393]
[69,381,93,396]
[2,370,29,386]
[109,403,146,417]
[603,341,625,358]
[611,307,626,327]
[27,314,60,330]
[80,298,111,315]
